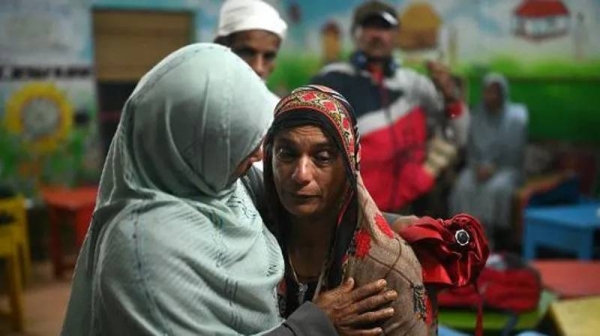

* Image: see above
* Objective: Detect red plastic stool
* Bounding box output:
[41,186,98,279]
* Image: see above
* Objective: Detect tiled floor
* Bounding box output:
[0,262,71,336]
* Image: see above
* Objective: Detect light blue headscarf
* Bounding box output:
[468,72,528,170]
[62,43,284,335]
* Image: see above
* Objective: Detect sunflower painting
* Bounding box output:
[4,82,73,154]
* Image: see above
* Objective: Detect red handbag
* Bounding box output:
[399,214,490,336]
[438,253,541,313]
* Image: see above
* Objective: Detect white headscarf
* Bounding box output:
[217,0,288,40]
[62,44,284,335]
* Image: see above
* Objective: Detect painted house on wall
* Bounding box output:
[397,2,442,51]
[321,20,341,64]
[512,0,570,41]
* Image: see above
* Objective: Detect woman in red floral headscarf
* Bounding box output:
[263,85,489,335]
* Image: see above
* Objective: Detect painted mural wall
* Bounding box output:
[0,0,99,195]
[0,0,219,195]
[260,0,600,145]
[1,0,599,196]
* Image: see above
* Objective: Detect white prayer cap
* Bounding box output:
[217,0,288,40]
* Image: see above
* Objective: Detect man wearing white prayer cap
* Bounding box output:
[215,0,288,171]
[215,0,287,82]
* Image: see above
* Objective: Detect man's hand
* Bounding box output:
[426,61,458,103]
[424,136,458,178]
[314,278,397,336]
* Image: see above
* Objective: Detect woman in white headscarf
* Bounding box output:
[450,73,528,249]
[61,44,396,336]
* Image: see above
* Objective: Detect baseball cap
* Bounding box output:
[352,0,399,31]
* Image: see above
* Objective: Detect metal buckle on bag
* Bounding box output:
[455,229,470,246]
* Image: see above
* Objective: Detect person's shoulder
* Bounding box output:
[268,90,280,104]
[95,201,223,298]
[393,67,430,83]
[101,201,213,259]
[311,62,357,89]
[316,61,356,77]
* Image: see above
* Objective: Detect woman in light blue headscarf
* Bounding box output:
[449,73,528,249]
[61,44,395,336]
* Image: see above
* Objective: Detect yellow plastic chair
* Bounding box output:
[0,226,25,332]
[0,196,31,284]
[550,296,600,336]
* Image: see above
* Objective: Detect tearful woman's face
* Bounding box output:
[271,125,348,220]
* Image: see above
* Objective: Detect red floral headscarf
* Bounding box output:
[264,84,384,283]
[264,85,431,333]
[263,85,489,335]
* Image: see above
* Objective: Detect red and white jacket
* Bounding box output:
[311,62,468,212]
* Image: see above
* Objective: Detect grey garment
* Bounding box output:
[450,73,528,231]
[466,73,528,171]
[64,207,335,336]
[265,302,337,336]
[450,167,520,231]
[65,202,285,336]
